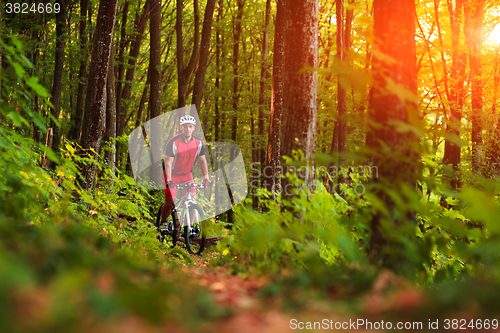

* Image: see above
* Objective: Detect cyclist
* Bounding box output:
[160,115,211,229]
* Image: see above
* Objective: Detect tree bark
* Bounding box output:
[257,0,271,205]
[468,0,485,173]
[231,0,245,144]
[69,0,89,141]
[214,0,223,142]
[150,0,162,120]
[336,0,347,151]
[105,41,117,173]
[0,0,2,109]
[485,49,500,177]
[281,0,319,198]
[50,0,67,151]
[192,0,217,112]
[336,0,347,182]
[80,0,119,191]
[114,0,130,136]
[176,0,200,108]
[442,0,466,190]
[266,0,286,201]
[135,72,150,129]
[116,0,150,139]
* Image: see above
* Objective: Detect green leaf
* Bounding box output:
[11,35,24,51]
[21,55,34,69]
[445,197,460,206]
[11,62,26,77]
[26,77,50,97]
[39,144,60,163]
[8,112,29,127]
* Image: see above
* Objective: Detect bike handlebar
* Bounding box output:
[170,182,208,190]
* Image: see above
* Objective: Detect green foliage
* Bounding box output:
[215,154,367,275]
[0,36,226,331]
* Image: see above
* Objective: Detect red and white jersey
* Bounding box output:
[165,134,205,176]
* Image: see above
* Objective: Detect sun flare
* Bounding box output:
[487,25,500,46]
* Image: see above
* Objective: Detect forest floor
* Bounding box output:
[188,252,293,333]
[169,251,425,333]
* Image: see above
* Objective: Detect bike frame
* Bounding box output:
[172,186,196,232]
[169,183,205,236]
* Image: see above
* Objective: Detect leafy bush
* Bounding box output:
[0,36,226,331]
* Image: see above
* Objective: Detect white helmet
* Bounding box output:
[179,115,196,126]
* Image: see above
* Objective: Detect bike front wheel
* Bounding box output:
[183,204,206,255]
[156,204,179,248]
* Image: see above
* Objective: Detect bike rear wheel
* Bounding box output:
[183,204,206,255]
[156,204,179,248]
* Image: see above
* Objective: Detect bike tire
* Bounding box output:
[183,204,206,255]
[156,204,179,248]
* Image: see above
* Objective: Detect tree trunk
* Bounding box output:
[115,0,150,166]
[150,0,162,120]
[485,49,500,177]
[50,0,67,152]
[114,0,130,136]
[135,72,150,129]
[176,0,200,108]
[80,0,119,191]
[468,0,485,173]
[231,0,245,144]
[192,0,217,112]
[0,0,2,108]
[336,0,347,186]
[336,0,347,154]
[214,0,222,142]
[251,108,258,209]
[442,0,466,190]
[368,0,419,270]
[116,0,150,139]
[266,0,286,201]
[257,0,271,206]
[70,0,89,141]
[105,41,117,173]
[281,0,319,198]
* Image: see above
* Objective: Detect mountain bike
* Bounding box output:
[156,183,207,255]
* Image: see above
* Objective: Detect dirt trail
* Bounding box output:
[181,253,293,333]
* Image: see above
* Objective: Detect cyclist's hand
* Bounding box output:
[202,178,212,187]
[167,180,176,188]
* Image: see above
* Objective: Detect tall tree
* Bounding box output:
[176,0,199,108]
[266,0,286,201]
[485,49,500,177]
[105,42,117,173]
[50,0,67,151]
[280,0,319,197]
[214,0,223,142]
[191,0,218,112]
[336,0,347,162]
[368,0,419,269]
[231,0,245,144]
[114,0,130,132]
[150,0,162,120]
[442,0,466,190]
[468,0,486,173]
[69,0,88,140]
[256,0,272,206]
[116,0,150,140]
[80,0,119,190]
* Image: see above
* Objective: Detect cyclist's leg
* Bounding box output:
[182,173,197,226]
[161,186,177,221]
[189,187,197,226]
